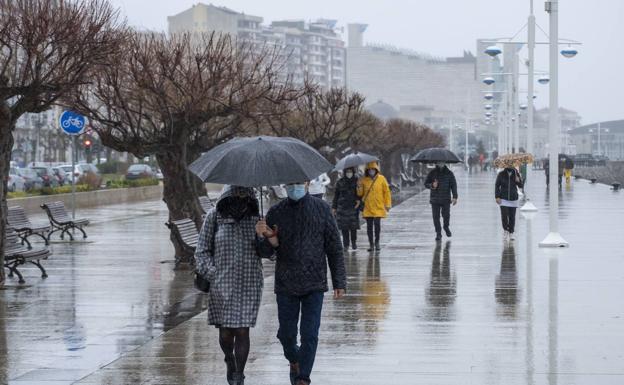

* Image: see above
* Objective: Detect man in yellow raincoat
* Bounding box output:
[357,162,392,252]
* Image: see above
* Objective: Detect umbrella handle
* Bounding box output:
[259,185,264,219]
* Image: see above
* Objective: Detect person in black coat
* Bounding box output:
[332,167,361,251]
[495,166,524,241]
[256,184,346,385]
[424,163,458,241]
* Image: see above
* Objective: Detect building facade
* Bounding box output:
[569,120,624,160]
[167,3,346,89]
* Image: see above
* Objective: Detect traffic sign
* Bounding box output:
[59,110,86,135]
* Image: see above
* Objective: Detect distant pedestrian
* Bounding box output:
[332,167,361,252]
[308,172,330,200]
[194,185,265,385]
[495,165,524,241]
[424,163,458,241]
[357,162,392,252]
[257,181,346,385]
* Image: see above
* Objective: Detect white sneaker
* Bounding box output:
[509,233,516,241]
[503,230,509,241]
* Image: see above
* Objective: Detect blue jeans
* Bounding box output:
[276,291,324,383]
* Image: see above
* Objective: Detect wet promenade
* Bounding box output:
[2,170,624,384]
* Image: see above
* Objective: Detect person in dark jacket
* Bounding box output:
[495,166,524,241]
[424,163,458,241]
[256,181,346,385]
[332,167,360,252]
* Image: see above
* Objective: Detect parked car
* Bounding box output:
[16,168,44,191]
[152,167,164,181]
[32,166,60,188]
[51,167,67,186]
[126,164,155,180]
[8,167,26,192]
[58,163,102,186]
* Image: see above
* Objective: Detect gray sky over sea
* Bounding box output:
[109,0,624,125]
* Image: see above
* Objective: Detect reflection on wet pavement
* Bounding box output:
[2,171,624,384]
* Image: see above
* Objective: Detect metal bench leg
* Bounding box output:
[20,236,33,250]
[32,232,50,246]
[62,227,75,241]
[7,264,25,284]
[77,226,88,239]
[47,228,61,241]
[29,260,48,279]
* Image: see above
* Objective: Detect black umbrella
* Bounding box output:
[188,136,333,214]
[410,147,462,163]
[333,151,379,171]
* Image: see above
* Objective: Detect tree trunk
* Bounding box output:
[0,103,14,286]
[156,145,205,265]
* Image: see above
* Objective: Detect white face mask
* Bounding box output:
[345,171,354,178]
[367,169,377,177]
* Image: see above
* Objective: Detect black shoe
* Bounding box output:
[435,233,442,241]
[232,372,245,385]
[375,243,381,251]
[444,227,452,237]
[367,244,375,252]
[351,243,357,250]
[343,246,349,253]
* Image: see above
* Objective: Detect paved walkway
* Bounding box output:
[2,170,624,384]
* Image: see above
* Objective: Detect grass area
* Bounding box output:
[102,173,123,184]
[7,177,159,199]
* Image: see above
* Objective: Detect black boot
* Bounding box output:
[375,242,381,251]
[435,233,442,241]
[444,226,452,237]
[367,243,375,252]
[352,241,357,250]
[232,372,245,385]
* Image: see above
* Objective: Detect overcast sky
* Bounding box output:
[109,0,624,125]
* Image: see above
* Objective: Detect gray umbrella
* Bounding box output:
[410,148,462,164]
[333,151,379,171]
[189,136,332,187]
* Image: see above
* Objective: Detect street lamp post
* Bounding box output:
[521,0,539,211]
[540,0,569,247]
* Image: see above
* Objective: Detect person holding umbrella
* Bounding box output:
[495,162,524,241]
[188,136,346,385]
[332,167,361,252]
[194,185,264,385]
[357,161,392,252]
[256,180,346,385]
[424,162,458,241]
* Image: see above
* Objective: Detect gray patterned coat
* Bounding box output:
[194,188,263,328]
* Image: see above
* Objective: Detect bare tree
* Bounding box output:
[357,118,445,181]
[263,82,378,159]
[0,0,125,286]
[69,31,299,262]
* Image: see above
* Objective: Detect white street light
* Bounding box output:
[485,45,503,57]
[484,104,493,110]
[538,76,550,85]
[485,112,493,117]
[560,48,578,58]
[483,77,495,85]
[484,93,494,100]
[520,104,528,110]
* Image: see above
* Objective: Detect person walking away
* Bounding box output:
[424,163,458,241]
[357,162,392,252]
[332,167,361,252]
[256,181,346,385]
[495,165,524,241]
[194,186,265,385]
[308,173,330,200]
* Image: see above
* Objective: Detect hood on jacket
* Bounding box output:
[366,161,380,172]
[216,185,259,216]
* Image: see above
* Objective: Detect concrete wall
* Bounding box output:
[8,185,163,215]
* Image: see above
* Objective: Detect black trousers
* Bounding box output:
[500,206,517,233]
[366,218,381,245]
[431,203,450,234]
[341,229,357,248]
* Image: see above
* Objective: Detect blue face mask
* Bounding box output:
[286,184,307,201]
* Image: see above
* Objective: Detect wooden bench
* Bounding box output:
[8,206,51,247]
[4,228,50,284]
[198,196,215,213]
[41,201,90,241]
[165,218,199,267]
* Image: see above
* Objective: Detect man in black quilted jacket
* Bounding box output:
[256,181,346,385]
[425,163,458,241]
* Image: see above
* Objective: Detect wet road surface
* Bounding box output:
[2,170,624,384]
